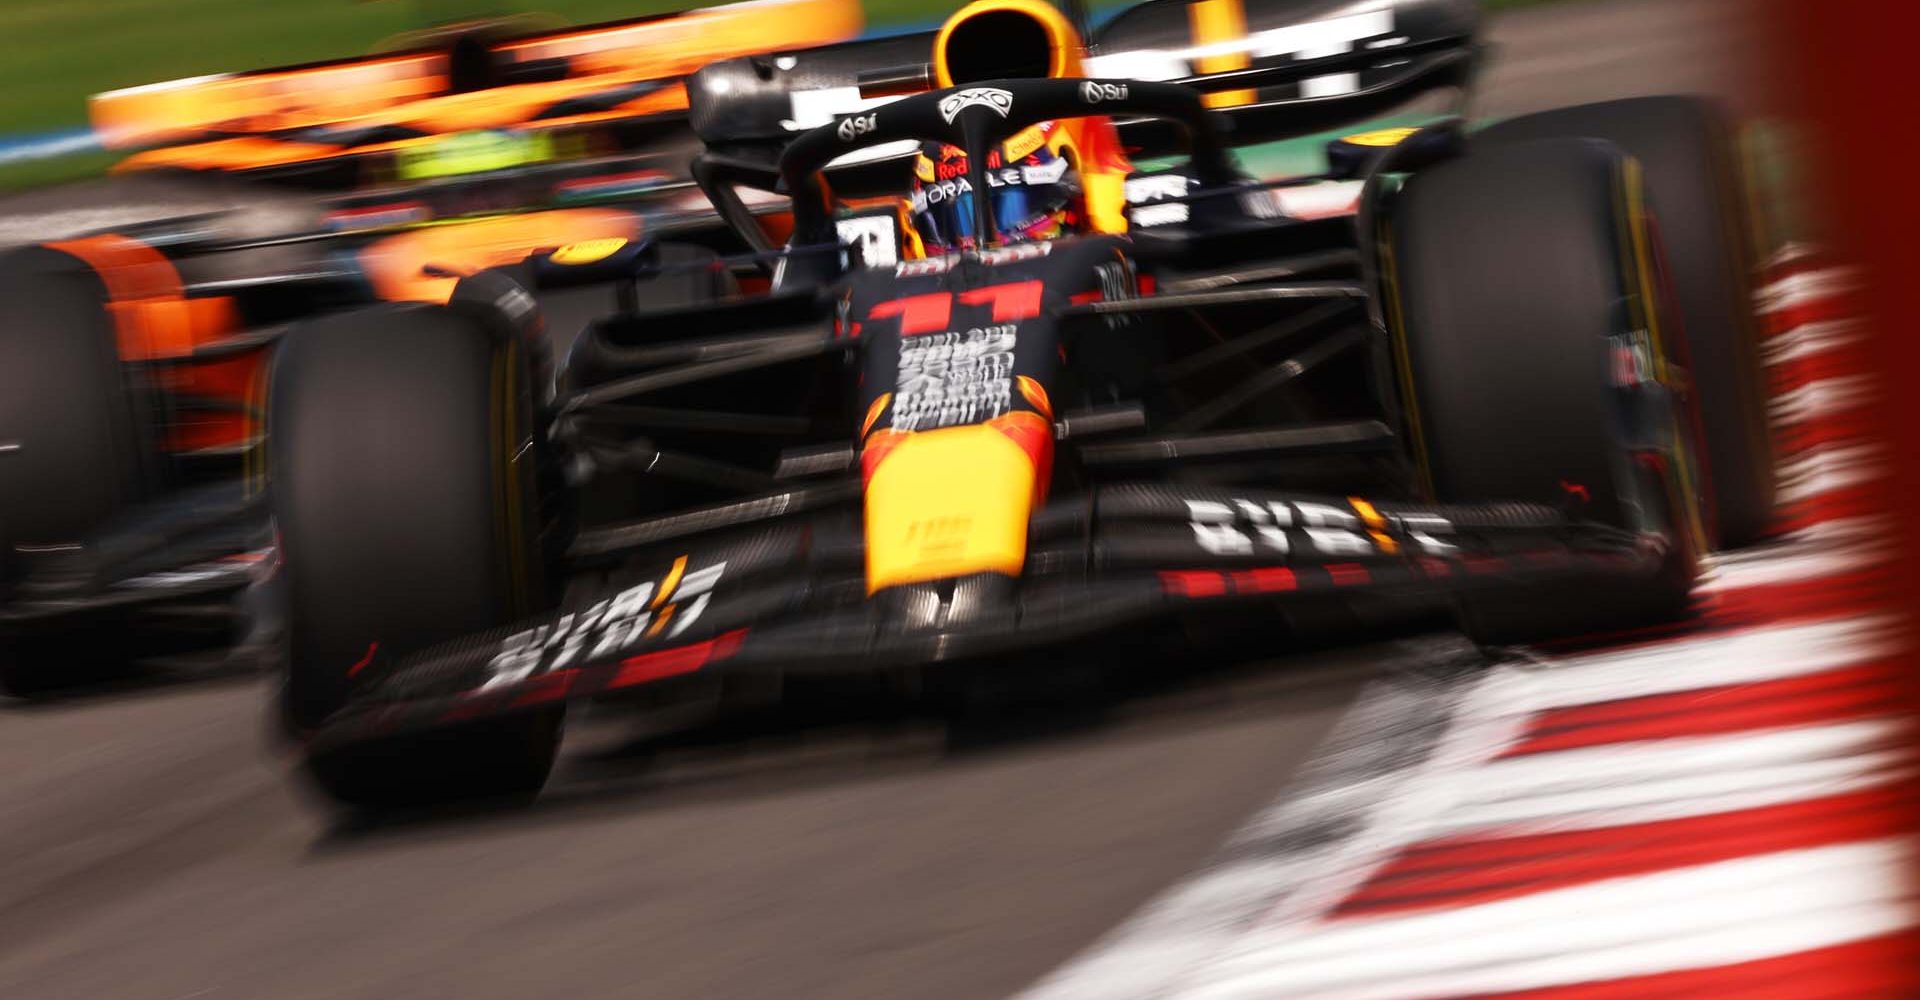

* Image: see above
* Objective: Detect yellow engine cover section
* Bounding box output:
[865,424,1037,592]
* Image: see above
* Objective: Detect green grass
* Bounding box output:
[0,0,1587,191]
[0,0,944,136]
[0,149,121,191]
[0,0,1587,136]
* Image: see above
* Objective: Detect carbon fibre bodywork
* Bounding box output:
[316,485,1661,752]
[298,70,1693,750]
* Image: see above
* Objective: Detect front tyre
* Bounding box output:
[1477,97,1775,549]
[270,302,559,808]
[0,247,159,696]
[1388,138,1703,646]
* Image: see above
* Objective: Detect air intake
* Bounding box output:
[933,0,1086,87]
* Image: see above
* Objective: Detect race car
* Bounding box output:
[0,0,1497,694]
[262,0,1777,808]
[90,0,863,190]
[0,0,870,694]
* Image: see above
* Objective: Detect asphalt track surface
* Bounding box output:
[0,2,1764,997]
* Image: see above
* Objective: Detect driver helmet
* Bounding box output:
[908,121,1084,255]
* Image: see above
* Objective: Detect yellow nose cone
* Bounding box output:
[864,424,1037,593]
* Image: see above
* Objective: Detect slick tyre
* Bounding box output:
[1477,96,1775,548]
[0,247,158,696]
[1388,138,1703,646]
[271,302,559,808]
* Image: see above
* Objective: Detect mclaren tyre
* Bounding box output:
[1476,96,1775,549]
[1388,137,1704,646]
[0,247,158,696]
[271,302,560,808]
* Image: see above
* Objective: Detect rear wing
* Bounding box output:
[88,0,865,151]
[1093,0,1480,143]
[686,0,1481,156]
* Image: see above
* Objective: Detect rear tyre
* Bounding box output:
[0,247,157,696]
[1477,96,1775,548]
[1389,138,1702,646]
[271,302,560,808]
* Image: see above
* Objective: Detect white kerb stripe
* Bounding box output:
[1699,514,1885,588]
[1507,615,1899,709]
[1754,267,1859,315]
[1434,721,1908,838]
[1466,719,1901,803]
[1433,758,1912,840]
[1770,375,1876,424]
[1763,242,1824,270]
[1174,839,1916,1000]
[1775,443,1885,505]
[1776,441,1882,479]
[1699,535,1880,592]
[1763,318,1866,364]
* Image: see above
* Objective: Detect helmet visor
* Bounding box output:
[911,148,1074,253]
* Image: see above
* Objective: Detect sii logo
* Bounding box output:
[837,112,878,142]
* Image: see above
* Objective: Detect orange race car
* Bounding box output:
[0,0,870,694]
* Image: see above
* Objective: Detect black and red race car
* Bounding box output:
[261,0,1775,808]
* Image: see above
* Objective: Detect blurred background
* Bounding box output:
[0,0,1823,251]
[0,0,1770,179]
